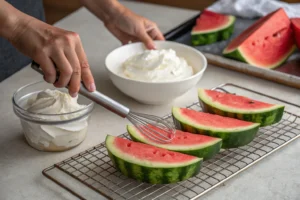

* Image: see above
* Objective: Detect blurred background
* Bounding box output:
[44,0,299,24]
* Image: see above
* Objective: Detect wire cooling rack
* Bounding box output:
[43,83,300,200]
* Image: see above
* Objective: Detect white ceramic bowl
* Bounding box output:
[105,41,207,105]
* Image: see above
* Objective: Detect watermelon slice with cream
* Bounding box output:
[172,107,260,148]
[127,125,222,160]
[105,135,202,184]
[223,8,296,69]
[291,18,300,49]
[191,9,235,46]
[198,89,284,126]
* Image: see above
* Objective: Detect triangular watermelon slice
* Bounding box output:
[223,8,296,69]
[105,135,202,184]
[291,18,300,49]
[127,125,222,160]
[172,107,260,148]
[198,89,284,126]
[191,9,235,46]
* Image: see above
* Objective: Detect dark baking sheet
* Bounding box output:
[164,13,300,88]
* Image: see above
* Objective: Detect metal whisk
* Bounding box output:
[31,62,175,143]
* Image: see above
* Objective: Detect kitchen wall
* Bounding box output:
[43,0,299,24]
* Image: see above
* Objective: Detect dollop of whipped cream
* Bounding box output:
[24,89,89,151]
[121,49,194,82]
[27,89,85,120]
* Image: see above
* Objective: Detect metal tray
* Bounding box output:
[42,83,300,200]
[164,13,300,89]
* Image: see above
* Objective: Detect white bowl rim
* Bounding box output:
[105,40,207,84]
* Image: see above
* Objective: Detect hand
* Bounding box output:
[104,7,165,49]
[9,16,96,97]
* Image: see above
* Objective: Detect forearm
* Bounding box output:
[80,0,125,24]
[0,0,31,41]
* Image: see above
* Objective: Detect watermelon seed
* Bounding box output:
[127,143,132,147]
[249,100,255,104]
[273,32,281,38]
[252,41,255,46]
[162,153,166,157]
[265,36,269,40]
[184,136,188,139]
[153,150,158,154]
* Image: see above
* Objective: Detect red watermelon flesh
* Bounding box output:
[224,8,295,68]
[193,9,231,32]
[291,18,300,49]
[203,89,274,110]
[113,136,197,163]
[129,125,220,146]
[179,108,254,128]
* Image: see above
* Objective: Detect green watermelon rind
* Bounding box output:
[223,43,297,69]
[191,15,236,46]
[127,125,222,160]
[198,89,285,127]
[105,135,203,184]
[172,107,260,149]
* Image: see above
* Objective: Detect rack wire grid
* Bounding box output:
[43,83,300,200]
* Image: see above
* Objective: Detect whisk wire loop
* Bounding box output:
[128,112,176,143]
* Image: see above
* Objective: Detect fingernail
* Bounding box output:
[150,43,156,50]
[89,83,96,91]
[70,92,78,98]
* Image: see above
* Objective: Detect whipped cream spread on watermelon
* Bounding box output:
[121,49,194,82]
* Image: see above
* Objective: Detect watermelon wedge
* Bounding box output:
[291,18,300,49]
[191,9,235,46]
[127,125,222,160]
[223,8,296,69]
[198,89,285,126]
[172,107,260,148]
[105,135,202,184]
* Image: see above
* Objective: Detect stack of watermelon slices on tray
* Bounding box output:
[105,89,285,184]
[191,8,300,69]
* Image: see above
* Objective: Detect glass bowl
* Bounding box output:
[12,81,94,152]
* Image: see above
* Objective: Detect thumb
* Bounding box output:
[137,29,155,49]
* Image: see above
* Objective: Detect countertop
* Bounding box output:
[0,1,299,200]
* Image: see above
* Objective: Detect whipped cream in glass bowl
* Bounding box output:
[13,81,94,152]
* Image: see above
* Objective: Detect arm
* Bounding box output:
[79,0,124,24]
[80,0,164,49]
[0,0,27,41]
[0,0,95,96]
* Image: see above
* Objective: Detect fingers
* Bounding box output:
[147,25,165,41]
[51,50,73,89]
[139,21,164,49]
[65,50,81,97]
[75,42,96,92]
[37,56,57,84]
[105,23,134,45]
[137,28,155,49]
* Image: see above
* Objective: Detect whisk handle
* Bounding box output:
[31,61,130,118]
[79,85,130,118]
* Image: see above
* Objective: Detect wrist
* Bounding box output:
[81,0,126,25]
[102,1,126,24]
[0,2,31,41]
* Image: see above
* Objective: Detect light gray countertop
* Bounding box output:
[0,1,299,200]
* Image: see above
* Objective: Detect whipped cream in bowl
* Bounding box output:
[105,41,207,104]
[121,49,194,82]
[13,81,94,152]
